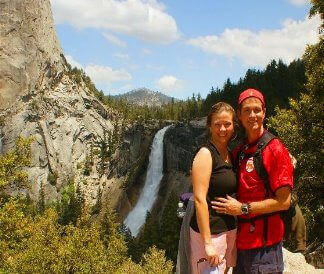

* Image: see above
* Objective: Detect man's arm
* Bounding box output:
[211,186,291,216]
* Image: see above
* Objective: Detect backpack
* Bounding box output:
[236,131,298,244]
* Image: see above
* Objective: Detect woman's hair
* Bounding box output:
[206,102,237,128]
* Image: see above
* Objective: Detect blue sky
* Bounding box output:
[51,0,320,99]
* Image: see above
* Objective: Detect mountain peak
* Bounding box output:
[114,88,174,107]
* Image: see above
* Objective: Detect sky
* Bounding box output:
[50,0,321,100]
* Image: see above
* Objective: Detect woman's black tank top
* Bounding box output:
[190,140,237,234]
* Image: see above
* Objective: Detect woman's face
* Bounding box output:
[209,110,234,145]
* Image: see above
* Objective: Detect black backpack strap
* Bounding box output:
[253,132,276,181]
[254,131,276,245]
[236,131,277,246]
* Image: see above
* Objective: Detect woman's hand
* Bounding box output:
[204,242,221,266]
[211,195,242,216]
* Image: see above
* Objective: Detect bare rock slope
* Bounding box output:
[0,0,159,209]
[0,0,64,109]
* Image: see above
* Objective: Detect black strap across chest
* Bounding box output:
[236,131,277,246]
[236,131,276,195]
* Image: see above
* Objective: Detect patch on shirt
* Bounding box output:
[246,157,254,172]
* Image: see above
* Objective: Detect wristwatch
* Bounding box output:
[241,203,250,215]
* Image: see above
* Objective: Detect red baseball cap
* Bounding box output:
[237,88,265,107]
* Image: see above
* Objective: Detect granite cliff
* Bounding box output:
[0,0,161,211]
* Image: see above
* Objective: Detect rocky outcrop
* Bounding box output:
[283,248,324,273]
[156,119,206,220]
[1,73,116,202]
[0,0,65,109]
[163,118,206,175]
[108,122,160,219]
[0,0,163,211]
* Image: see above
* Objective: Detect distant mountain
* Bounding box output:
[114,88,174,107]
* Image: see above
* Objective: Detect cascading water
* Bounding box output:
[124,125,171,237]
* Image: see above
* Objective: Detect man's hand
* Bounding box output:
[211,195,242,216]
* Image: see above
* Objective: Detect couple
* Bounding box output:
[190,88,293,274]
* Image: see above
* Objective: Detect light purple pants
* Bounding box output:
[190,227,237,274]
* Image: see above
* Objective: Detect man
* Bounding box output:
[212,88,293,274]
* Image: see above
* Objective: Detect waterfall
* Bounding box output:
[124,125,171,237]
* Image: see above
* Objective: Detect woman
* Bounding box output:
[190,102,238,274]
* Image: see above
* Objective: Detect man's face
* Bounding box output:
[237,97,265,133]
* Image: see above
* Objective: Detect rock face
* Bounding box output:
[163,119,206,175]
[108,122,161,219]
[0,0,161,210]
[0,0,65,109]
[283,248,324,273]
[157,119,206,219]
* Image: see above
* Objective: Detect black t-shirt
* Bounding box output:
[190,140,237,234]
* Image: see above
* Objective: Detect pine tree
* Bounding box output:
[268,1,324,244]
[0,136,33,189]
[159,191,181,265]
[91,186,102,215]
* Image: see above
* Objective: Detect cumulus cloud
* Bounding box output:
[65,55,131,85]
[187,15,320,67]
[51,0,180,44]
[156,75,183,93]
[288,0,309,6]
[103,33,127,48]
[85,65,131,84]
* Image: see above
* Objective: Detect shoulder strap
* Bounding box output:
[253,131,276,246]
[236,132,278,247]
[253,131,277,182]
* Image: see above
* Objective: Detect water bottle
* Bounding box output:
[176,201,186,218]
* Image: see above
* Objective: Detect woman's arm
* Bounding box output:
[192,148,220,266]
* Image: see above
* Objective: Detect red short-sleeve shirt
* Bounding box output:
[233,132,294,250]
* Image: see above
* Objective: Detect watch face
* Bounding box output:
[242,204,248,214]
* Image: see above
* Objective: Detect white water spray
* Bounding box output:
[124,125,171,236]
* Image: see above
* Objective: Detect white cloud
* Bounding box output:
[187,15,320,67]
[85,65,132,84]
[156,75,183,93]
[103,33,127,48]
[51,0,180,44]
[66,55,83,69]
[288,0,309,6]
[65,55,131,85]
